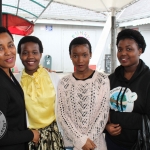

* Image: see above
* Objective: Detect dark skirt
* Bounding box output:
[29,121,65,150]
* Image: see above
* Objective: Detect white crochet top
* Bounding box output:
[57,71,110,150]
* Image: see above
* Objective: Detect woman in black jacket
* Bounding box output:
[105,29,150,150]
[0,27,39,150]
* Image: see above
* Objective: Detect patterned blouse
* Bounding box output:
[57,71,110,150]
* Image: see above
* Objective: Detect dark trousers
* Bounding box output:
[105,135,130,150]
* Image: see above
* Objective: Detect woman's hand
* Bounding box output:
[82,138,96,150]
[106,123,121,136]
[31,130,40,143]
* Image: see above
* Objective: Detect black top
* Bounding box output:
[73,71,95,80]
[0,68,33,150]
[106,59,150,148]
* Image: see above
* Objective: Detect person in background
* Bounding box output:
[0,27,39,150]
[57,37,110,150]
[105,29,150,150]
[15,36,64,150]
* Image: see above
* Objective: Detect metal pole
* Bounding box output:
[34,0,53,23]
[111,8,117,73]
[16,0,21,16]
[0,0,2,26]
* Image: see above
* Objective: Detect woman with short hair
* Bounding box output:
[57,37,110,150]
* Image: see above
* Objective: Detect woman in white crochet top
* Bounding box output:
[57,37,110,150]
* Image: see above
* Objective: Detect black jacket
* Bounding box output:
[0,68,33,150]
[106,59,150,148]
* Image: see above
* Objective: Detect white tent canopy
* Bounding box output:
[2,0,149,24]
[2,0,146,72]
[53,0,138,12]
[50,0,139,72]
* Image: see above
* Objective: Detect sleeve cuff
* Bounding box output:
[73,135,88,149]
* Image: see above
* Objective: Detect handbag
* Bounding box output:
[132,115,150,150]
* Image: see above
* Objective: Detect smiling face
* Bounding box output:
[0,33,16,75]
[117,38,142,68]
[70,44,91,73]
[19,42,42,75]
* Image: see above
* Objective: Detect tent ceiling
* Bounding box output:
[2,0,150,24]
[53,0,138,12]
[117,0,150,22]
[2,0,52,21]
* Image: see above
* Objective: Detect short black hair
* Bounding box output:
[116,29,146,53]
[0,26,13,41]
[17,36,43,54]
[69,37,92,54]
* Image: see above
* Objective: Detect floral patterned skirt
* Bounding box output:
[28,121,65,150]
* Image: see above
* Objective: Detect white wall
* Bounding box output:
[13,24,104,72]
[97,31,111,71]
[14,35,24,71]
[114,25,150,69]
[139,25,150,67]
[61,25,103,72]
[124,24,150,68]
[14,23,150,73]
